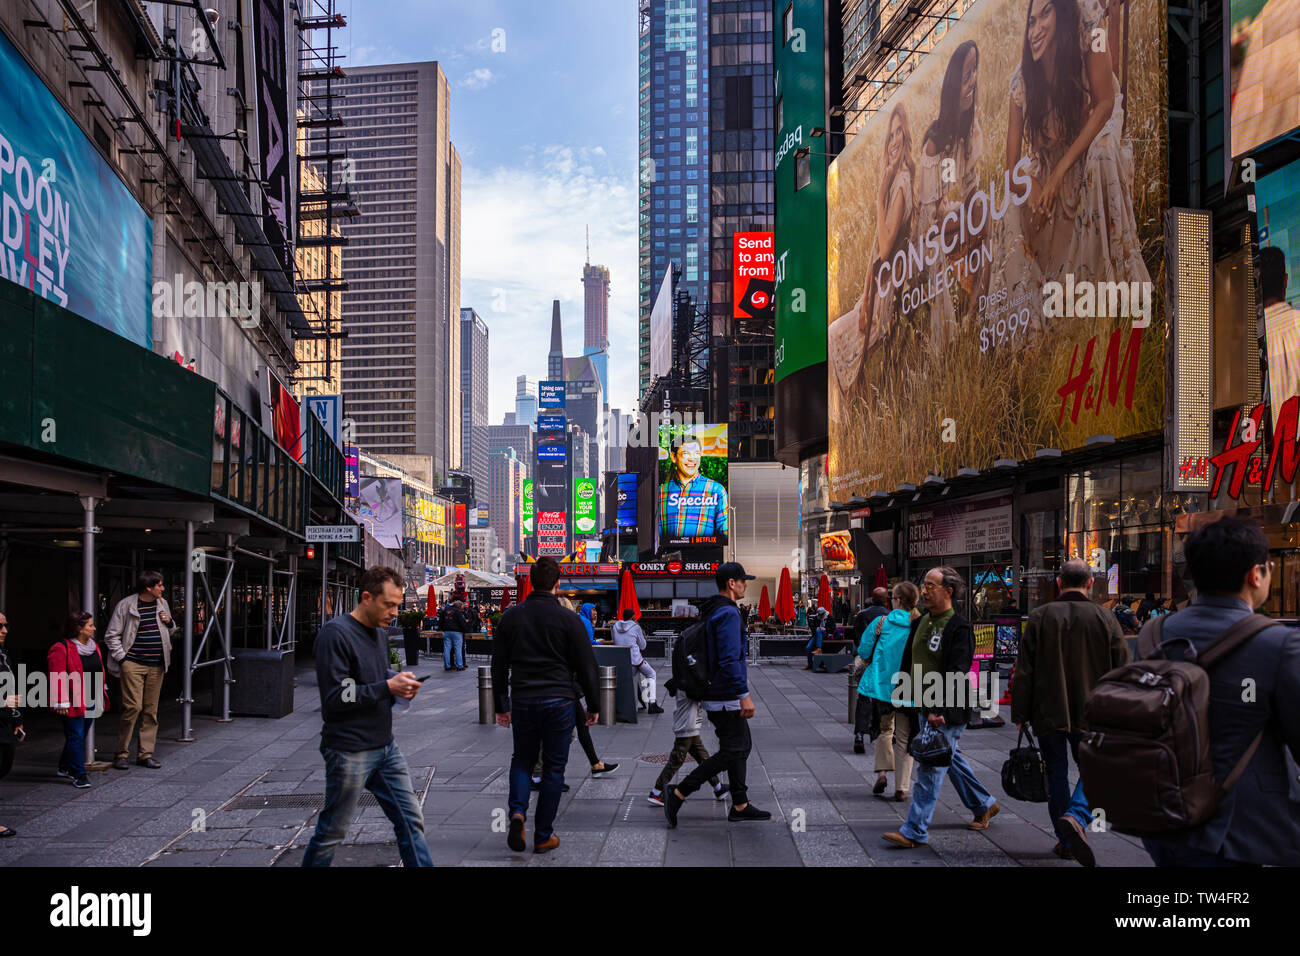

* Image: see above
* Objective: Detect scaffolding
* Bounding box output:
[293,0,357,393]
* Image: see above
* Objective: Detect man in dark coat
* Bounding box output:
[1012,559,1130,866]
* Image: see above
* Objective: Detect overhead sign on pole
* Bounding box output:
[306,525,360,543]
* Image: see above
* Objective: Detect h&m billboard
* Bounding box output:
[826,0,1167,495]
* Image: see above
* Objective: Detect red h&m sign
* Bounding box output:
[1209,399,1300,500]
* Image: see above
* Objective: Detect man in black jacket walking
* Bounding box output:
[302,566,431,867]
[493,557,600,854]
[883,566,999,849]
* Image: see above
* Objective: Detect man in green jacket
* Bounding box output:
[1012,559,1131,866]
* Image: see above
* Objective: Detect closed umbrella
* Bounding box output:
[500,584,513,611]
[616,566,641,620]
[516,573,532,603]
[817,573,833,613]
[758,585,771,621]
[776,567,796,624]
[425,584,437,619]
[873,565,888,590]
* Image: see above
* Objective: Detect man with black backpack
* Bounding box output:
[664,561,772,827]
[1082,517,1300,867]
[438,599,468,671]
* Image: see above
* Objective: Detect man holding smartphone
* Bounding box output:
[104,571,175,770]
[302,566,432,867]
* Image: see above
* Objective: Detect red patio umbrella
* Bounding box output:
[616,565,641,620]
[758,585,772,620]
[817,573,833,612]
[873,565,888,590]
[500,584,513,611]
[775,567,796,623]
[516,573,532,603]
[424,584,438,619]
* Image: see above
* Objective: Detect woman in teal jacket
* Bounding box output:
[853,582,920,801]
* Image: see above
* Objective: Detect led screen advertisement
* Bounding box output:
[1256,160,1300,427]
[1229,0,1300,158]
[351,476,402,550]
[521,478,534,536]
[733,231,775,320]
[658,422,729,547]
[573,477,598,535]
[826,0,1167,496]
[534,458,569,556]
[538,380,566,408]
[0,28,153,347]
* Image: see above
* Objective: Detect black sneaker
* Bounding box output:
[647,702,664,714]
[592,762,619,776]
[713,783,730,802]
[55,769,74,780]
[507,815,526,852]
[664,789,683,828]
[72,775,92,790]
[728,803,771,822]
[853,735,865,754]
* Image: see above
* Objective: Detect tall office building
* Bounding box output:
[709,2,777,462]
[547,299,565,381]
[489,450,527,559]
[460,308,490,492]
[332,62,461,474]
[515,376,538,427]
[638,0,711,395]
[583,259,610,353]
[487,420,534,466]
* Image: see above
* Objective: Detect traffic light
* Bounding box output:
[306,545,316,560]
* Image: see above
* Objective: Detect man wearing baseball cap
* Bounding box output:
[665,562,772,825]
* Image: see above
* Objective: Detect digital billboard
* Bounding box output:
[573,477,598,535]
[351,476,402,550]
[616,472,638,530]
[819,531,856,572]
[0,28,153,347]
[1256,160,1300,425]
[344,443,359,498]
[733,231,775,320]
[658,422,729,547]
[538,380,566,408]
[649,270,674,383]
[536,510,568,556]
[537,414,566,432]
[521,478,534,536]
[534,458,569,556]
[1230,0,1300,158]
[826,0,1167,495]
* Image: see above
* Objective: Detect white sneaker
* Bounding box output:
[646,791,665,807]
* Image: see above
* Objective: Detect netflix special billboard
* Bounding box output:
[826,0,1167,495]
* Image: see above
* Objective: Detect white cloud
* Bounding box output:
[459,67,495,90]
[461,147,640,425]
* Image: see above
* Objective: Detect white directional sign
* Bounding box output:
[306,525,360,543]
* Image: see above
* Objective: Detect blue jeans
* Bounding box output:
[1039,730,1089,829]
[805,629,823,667]
[443,631,464,669]
[508,696,575,841]
[900,721,997,843]
[59,716,92,778]
[301,742,433,867]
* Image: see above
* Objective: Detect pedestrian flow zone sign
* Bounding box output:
[306,525,360,543]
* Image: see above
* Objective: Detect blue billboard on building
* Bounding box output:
[0,28,153,347]
[538,380,566,408]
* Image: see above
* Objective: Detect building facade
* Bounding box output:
[460,307,490,494]
[639,0,712,395]
[515,375,538,427]
[489,449,527,560]
[331,61,461,473]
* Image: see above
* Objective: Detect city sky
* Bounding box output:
[346,0,640,425]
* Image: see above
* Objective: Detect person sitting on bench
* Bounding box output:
[612,609,663,715]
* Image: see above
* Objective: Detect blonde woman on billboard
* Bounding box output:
[828,102,916,409]
[918,40,985,346]
[1001,0,1150,322]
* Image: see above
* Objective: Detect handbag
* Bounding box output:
[907,719,953,767]
[1001,726,1049,802]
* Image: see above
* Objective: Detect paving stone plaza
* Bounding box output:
[0,651,1155,867]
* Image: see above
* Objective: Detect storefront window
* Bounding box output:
[1067,451,1167,604]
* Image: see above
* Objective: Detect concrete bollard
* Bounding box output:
[598,666,617,727]
[478,666,494,724]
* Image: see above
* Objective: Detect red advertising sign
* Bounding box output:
[733,231,774,320]
[536,509,568,556]
[1209,399,1300,499]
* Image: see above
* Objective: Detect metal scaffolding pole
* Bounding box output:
[77,495,99,766]
[180,520,196,742]
[219,535,233,722]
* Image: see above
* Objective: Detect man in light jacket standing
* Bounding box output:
[1012,559,1130,866]
[611,609,663,714]
[104,571,174,770]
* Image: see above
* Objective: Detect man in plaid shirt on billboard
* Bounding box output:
[660,434,728,540]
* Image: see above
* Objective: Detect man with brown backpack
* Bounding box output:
[1080,517,1300,866]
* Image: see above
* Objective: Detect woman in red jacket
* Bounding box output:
[48,611,108,790]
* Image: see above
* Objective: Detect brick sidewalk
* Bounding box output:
[0,652,1154,867]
